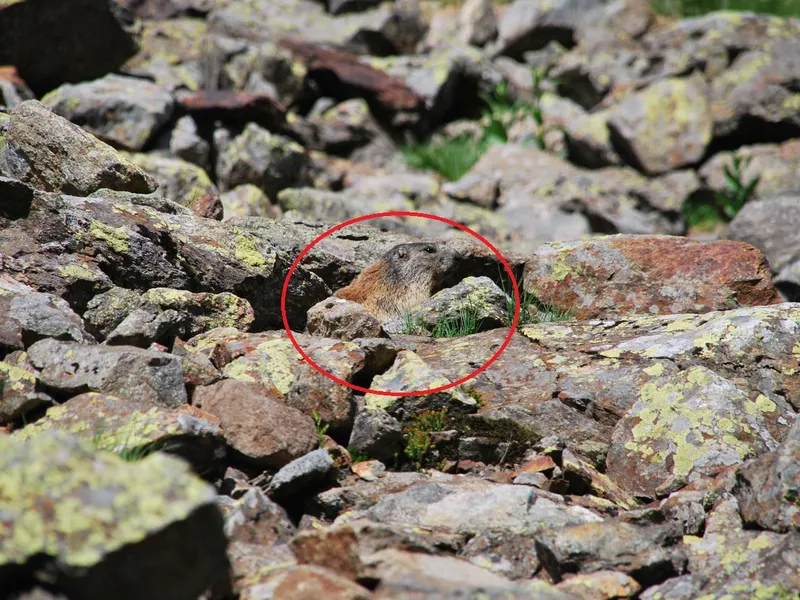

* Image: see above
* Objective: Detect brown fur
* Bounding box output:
[334,242,457,319]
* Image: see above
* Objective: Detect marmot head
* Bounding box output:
[384,242,458,291]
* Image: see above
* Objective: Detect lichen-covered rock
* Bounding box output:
[364,350,477,424]
[122,152,222,219]
[555,570,641,599]
[607,77,712,175]
[220,184,278,221]
[710,36,800,140]
[0,353,52,425]
[734,420,800,533]
[0,0,138,95]
[193,379,317,468]
[0,284,94,346]
[11,391,223,474]
[164,115,211,170]
[41,74,175,152]
[0,101,156,196]
[407,276,509,334]
[0,429,231,599]
[535,521,686,585]
[306,297,387,341]
[215,122,309,198]
[26,339,188,407]
[607,366,779,496]
[522,235,781,319]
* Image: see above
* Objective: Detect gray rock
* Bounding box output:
[41,74,175,151]
[0,0,138,95]
[459,0,498,47]
[306,297,386,341]
[0,100,156,196]
[166,115,211,169]
[726,194,800,301]
[104,308,186,348]
[348,408,404,462]
[0,286,94,346]
[215,122,309,199]
[0,175,35,220]
[735,419,800,533]
[0,353,53,425]
[26,339,187,407]
[266,449,337,503]
[535,521,686,585]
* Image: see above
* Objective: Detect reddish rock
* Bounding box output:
[193,379,317,468]
[278,37,423,116]
[175,90,287,132]
[522,235,781,319]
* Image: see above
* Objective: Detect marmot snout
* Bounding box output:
[334,242,458,319]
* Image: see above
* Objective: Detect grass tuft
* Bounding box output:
[401,134,486,182]
[651,0,800,17]
[403,409,449,469]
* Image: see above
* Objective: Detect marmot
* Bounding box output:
[334,242,458,319]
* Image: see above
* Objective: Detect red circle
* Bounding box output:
[280,211,520,396]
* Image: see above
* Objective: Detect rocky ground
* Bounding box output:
[1,0,800,599]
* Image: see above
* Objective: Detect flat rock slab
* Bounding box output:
[522,235,781,319]
[0,430,231,599]
[27,339,188,407]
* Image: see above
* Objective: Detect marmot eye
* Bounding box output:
[424,246,436,254]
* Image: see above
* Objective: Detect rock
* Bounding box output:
[277,38,423,125]
[0,66,35,110]
[175,89,288,133]
[162,115,211,170]
[117,0,215,20]
[0,429,231,598]
[365,549,553,599]
[607,366,779,497]
[493,0,607,59]
[211,0,425,56]
[0,101,156,196]
[306,297,386,340]
[459,0,498,47]
[364,350,477,424]
[556,570,641,600]
[215,122,309,199]
[105,307,187,348]
[407,276,510,334]
[41,74,175,152]
[266,448,337,503]
[521,235,781,319]
[348,408,404,462]
[194,379,317,468]
[122,152,222,218]
[277,187,414,230]
[26,339,188,407]
[0,285,94,346]
[362,479,602,535]
[0,354,52,425]
[220,184,278,220]
[240,565,371,600]
[11,391,223,475]
[709,36,800,142]
[701,139,800,202]
[122,18,207,93]
[734,420,800,533]
[84,287,254,343]
[561,107,623,169]
[607,77,712,175]
[535,521,686,585]
[327,0,382,15]
[0,0,138,95]
[302,98,388,157]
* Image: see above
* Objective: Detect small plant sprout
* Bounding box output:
[403,409,449,469]
[684,153,760,230]
[312,410,330,447]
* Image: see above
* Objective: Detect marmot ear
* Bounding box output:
[397,248,407,259]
